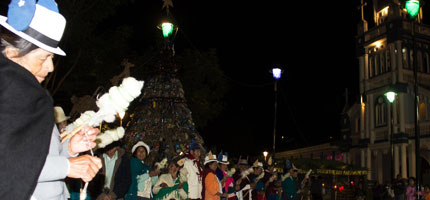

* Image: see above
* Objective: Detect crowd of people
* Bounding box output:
[52,105,322,200]
[3,1,430,200]
[64,136,325,200]
[0,0,322,199]
[354,175,430,200]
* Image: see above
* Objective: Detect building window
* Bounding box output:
[410,49,414,69]
[375,54,380,76]
[375,96,387,127]
[386,49,391,72]
[356,118,360,133]
[380,52,386,74]
[418,50,423,72]
[403,47,409,69]
[369,55,374,78]
[424,52,429,73]
[419,99,427,121]
[418,102,427,120]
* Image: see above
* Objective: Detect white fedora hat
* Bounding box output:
[53,106,69,123]
[204,151,218,165]
[0,0,66,56]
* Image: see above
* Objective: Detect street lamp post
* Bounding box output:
[385,91,397,182]
[405,0,421,195]
[271,68,282,155]
[263,151,268,161]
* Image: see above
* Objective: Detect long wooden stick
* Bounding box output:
[61,124,85,143]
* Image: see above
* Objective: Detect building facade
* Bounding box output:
[277,0,430,185]
[351,0,430,184]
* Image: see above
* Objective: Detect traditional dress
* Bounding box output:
[216,168,236,200]
[204,169,222,200]
[181,154,203,199]
[125,157,154,200]
[153,173,188,200]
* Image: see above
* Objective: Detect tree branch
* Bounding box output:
[52,50,82,96]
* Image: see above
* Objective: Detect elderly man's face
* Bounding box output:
[6,47,54,83]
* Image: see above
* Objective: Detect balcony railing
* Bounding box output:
[405,120,430,137]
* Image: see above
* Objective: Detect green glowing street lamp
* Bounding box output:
[405,0,420,19]
[158,20,178,39]
[161,22,174,38]
[385,91,397,103]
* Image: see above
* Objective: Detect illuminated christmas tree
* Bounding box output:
[123,12,204,164]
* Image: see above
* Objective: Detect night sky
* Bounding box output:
[0,0,357,157]
[146,0,358,156]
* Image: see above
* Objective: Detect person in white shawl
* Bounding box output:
[153,159,188,200]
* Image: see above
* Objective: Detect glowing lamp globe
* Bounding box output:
[161,22,174,38]
[385,91,397,103]
[405,0,420,19]
[272,68,282,79]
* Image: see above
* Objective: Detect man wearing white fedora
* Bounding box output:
[0,0,102,199]
[54,106,70,132]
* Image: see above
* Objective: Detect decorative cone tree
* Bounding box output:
[123,18,204,165]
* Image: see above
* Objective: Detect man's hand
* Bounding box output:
[68,127,99,155]
[67,155,102,182]
[160,183,168,188]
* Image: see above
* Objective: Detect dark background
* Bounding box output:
[0,0,358,157]
[168,0,358,156]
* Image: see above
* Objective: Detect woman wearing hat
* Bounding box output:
[202,152,228,200]
[0,0,102,199]
[126,141,161,200]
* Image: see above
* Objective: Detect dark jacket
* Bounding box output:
[393,179,406,196]
[0,54,54,199]
[89,148,132,199]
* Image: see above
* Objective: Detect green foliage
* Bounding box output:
[176,49,228,128]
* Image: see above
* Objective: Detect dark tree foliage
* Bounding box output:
[41,0,228,129]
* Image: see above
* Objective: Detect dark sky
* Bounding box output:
[120,0,430,157]
[143,0,358,156]
[0,0,357,157]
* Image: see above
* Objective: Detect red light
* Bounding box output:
[339,186,345,192]
[350,181,354,186]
